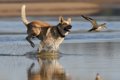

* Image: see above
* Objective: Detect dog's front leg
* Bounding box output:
[38,41,44,52]
[26,35,35,48]
[36,35,43,40]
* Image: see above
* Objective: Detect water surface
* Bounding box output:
[0,17,120,80]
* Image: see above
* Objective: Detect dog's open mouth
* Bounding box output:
[64,28,71,32]
[64,25,72,32]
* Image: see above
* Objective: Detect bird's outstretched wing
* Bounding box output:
[81,15,98,28]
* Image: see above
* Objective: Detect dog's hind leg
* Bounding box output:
[26,35,35,48]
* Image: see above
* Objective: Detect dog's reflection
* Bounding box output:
[28,52,71,80]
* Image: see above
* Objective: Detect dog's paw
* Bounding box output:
[31,43,35,48]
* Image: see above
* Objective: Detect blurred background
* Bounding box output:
[0,0,120,17]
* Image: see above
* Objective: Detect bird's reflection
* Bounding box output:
[28,51,71,80]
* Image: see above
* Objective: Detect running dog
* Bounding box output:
[81,15,107,32]
[21,5,72,52]
[38,19,72,52]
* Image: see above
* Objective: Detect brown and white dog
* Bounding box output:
[38,21,72,52]
[21,5,72,52]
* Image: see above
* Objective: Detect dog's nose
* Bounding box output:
[64,25,72,32]
[67,25,72,29]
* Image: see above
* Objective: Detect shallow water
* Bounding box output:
[0,17,120,80]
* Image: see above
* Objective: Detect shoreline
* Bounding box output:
[0,2,100,16]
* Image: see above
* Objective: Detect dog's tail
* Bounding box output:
[21,5,29,26]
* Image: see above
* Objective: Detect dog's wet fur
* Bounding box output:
[21,5,72,52]
[38,20,72,52]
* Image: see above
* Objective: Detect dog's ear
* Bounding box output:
[67,18,71,24]
[59,16,64,23]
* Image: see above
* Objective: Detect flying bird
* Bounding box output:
[81,15,107,32]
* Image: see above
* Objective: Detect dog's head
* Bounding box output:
[57,16,72,37]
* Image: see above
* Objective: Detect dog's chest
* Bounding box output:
[44,36,64,49]
[40,30,64,51]
[46,28,64,46]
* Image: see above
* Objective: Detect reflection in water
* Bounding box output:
[28,52,71,80]
[95,73,102,80]
[0,42,120,80]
